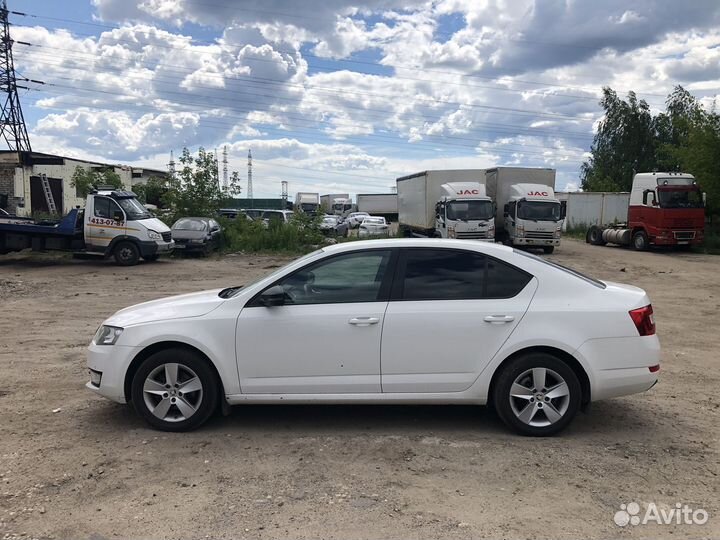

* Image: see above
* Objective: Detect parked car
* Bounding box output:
[320,215,349,237]
[87,239,660,436]
[171,217,222,255]
[262,210,294,227]
[358,216,389,237]
[346,211,370,228]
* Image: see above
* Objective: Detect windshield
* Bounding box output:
[116,197,151,220]
[173,218,207,231]
[222,249,324,298]
[657,189,704,209]
[323,217,337,224]
[517,200,561,221]
[446,200,494,221]
[364,218,385,225]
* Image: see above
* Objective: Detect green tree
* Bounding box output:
[132,175,170,207]
[164,147,223,219]
[581,88,657,191]
[70,166,124,198]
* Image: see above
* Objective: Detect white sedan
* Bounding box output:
[358,216,389,237]
[345,212,370,228]
[87,239,659,436]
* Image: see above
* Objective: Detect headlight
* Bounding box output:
[147,230,162,241]
[93,325,123,346]
[191,238,205,244]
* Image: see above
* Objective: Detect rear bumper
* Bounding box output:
[577,336,660,401]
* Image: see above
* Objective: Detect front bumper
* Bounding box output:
[514,237,560,246]
[86,342,141,403]
[138,240,174,257]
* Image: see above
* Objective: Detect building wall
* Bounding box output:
[9,159,133,217]
[0,166,17,212]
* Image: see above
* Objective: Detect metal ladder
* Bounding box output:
[40,173,57,214]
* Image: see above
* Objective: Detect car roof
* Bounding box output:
[321,238,514,256]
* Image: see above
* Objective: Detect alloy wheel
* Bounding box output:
[142,363,204,422]
[508,367,570,427]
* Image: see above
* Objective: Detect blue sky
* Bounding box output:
[7,0,720,197]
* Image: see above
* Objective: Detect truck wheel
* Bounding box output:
[113,241,140,266]
[586,226,606,246]
[542,246,555,254]
[493,352,581,436]
[632,231,648,251]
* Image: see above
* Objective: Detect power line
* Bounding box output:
[11,10,676,101]
[24,81,588,161]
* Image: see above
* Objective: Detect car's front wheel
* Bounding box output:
[493,352,581,436]
[130,348,218,432]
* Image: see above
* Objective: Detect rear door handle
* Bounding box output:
[483,315,515,323]
[349,317,380,326]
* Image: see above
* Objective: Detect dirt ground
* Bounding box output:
[0,240,718,540]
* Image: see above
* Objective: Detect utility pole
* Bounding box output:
[0,0,32,155]
[222,145,228,190]
[247,149,253,200]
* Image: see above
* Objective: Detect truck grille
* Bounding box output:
[456,231,488,239]
[161,231,172,242]
[524,231,554,239]
[673,230,696,240]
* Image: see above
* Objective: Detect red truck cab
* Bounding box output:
[629,172,705,248]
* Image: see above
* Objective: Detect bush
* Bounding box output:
[219,212,325,254]
[564,223,591,240]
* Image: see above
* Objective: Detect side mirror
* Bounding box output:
[113,210,124,222]
[560,201,567,219]
[258,285,285,307]
[503,203,509,217]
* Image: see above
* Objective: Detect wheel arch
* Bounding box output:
[488,345,591,408]
[106,234,141,256]
[123,340,225,403]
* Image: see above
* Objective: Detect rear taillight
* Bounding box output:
[629,305,655,336]
[648,364,660,373]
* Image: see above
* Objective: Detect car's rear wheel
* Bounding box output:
[493,353,581,436]
[130,348,218,432]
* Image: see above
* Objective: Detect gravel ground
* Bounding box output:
[0,240,718,539]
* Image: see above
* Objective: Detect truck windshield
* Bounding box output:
[657,189,704,209]
[117,197,152,220]
[517,201,561,221]
[446,200,494,221]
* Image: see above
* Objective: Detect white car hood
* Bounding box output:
[137,217,171,233]
[105,289,225,327]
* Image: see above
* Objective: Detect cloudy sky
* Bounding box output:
[9,0,720,197]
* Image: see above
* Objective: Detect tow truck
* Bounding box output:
[0,188,174,265]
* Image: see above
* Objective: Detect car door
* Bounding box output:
[235,249,396,394]
[85,196,126,251]
[380,248,537,393]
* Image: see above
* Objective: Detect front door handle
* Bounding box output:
[483,315,515,323]
[349,317,380,326]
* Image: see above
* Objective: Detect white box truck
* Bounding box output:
[294,192,320,214]
[396,170,495,239]
[485,167,564,253]
[320,193,350,214]
[356,193,398,217]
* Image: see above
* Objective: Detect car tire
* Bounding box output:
[632,230,648,251]
[542,246,555,254]
[493,352,581,436]
[130,348,219,432]
[113,241,140,266]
